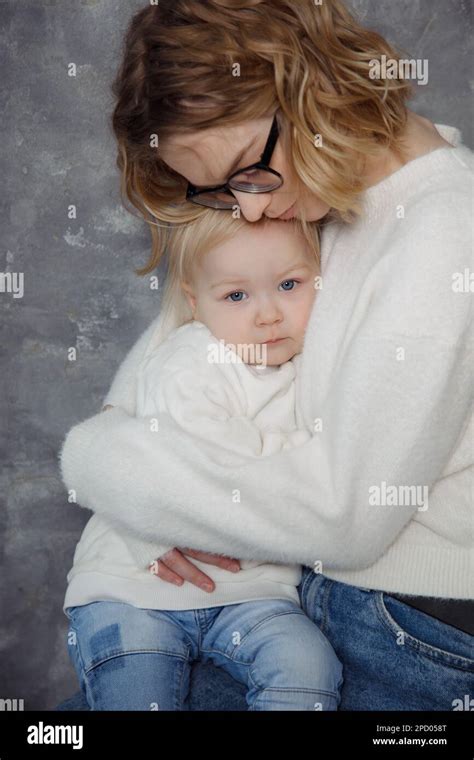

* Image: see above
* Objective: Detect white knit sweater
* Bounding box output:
[60,124,473,606]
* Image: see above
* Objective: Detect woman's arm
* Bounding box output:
[59,198,472,571]
[59,336,470,571]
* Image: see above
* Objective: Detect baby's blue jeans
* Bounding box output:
[65,597,343,711]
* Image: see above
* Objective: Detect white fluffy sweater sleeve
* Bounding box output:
[59,125,473,598]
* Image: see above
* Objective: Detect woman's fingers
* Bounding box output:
[152,548,217,591]
[181,547,241,573]
[149,557,185,586]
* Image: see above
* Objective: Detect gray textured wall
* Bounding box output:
[1,0,472,710]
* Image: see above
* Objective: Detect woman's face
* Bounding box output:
[160,116,331,223]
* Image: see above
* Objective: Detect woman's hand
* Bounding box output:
[150,548,241,592]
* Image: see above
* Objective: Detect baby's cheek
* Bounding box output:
[296,303,315,335]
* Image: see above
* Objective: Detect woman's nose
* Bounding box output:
[231,191,272,222]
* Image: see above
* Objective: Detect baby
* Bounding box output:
[127,211,342,710]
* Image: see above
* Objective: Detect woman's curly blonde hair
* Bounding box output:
[111,0,414,275]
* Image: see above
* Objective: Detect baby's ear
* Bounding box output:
[181,281,197,315]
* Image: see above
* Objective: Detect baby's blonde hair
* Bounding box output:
[152,210,320,346]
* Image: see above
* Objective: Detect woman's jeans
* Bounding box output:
[65,597,343,711]
[298,568,474,711]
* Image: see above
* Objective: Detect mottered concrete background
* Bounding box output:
[1,0,472,709]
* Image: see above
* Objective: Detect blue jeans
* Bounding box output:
[299,567,474,711]
[65,597,343,711]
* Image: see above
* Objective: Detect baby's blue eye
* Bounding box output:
[226,291,247,302]
[279,279,297,291]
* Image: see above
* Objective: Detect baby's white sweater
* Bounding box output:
[135,319,310,459]
[60,124,473,606]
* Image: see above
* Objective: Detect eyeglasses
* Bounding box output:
[185,114,284,210]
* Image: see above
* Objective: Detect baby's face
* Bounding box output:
[182,221,319,366]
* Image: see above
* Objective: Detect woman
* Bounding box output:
[60,0,473,710]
